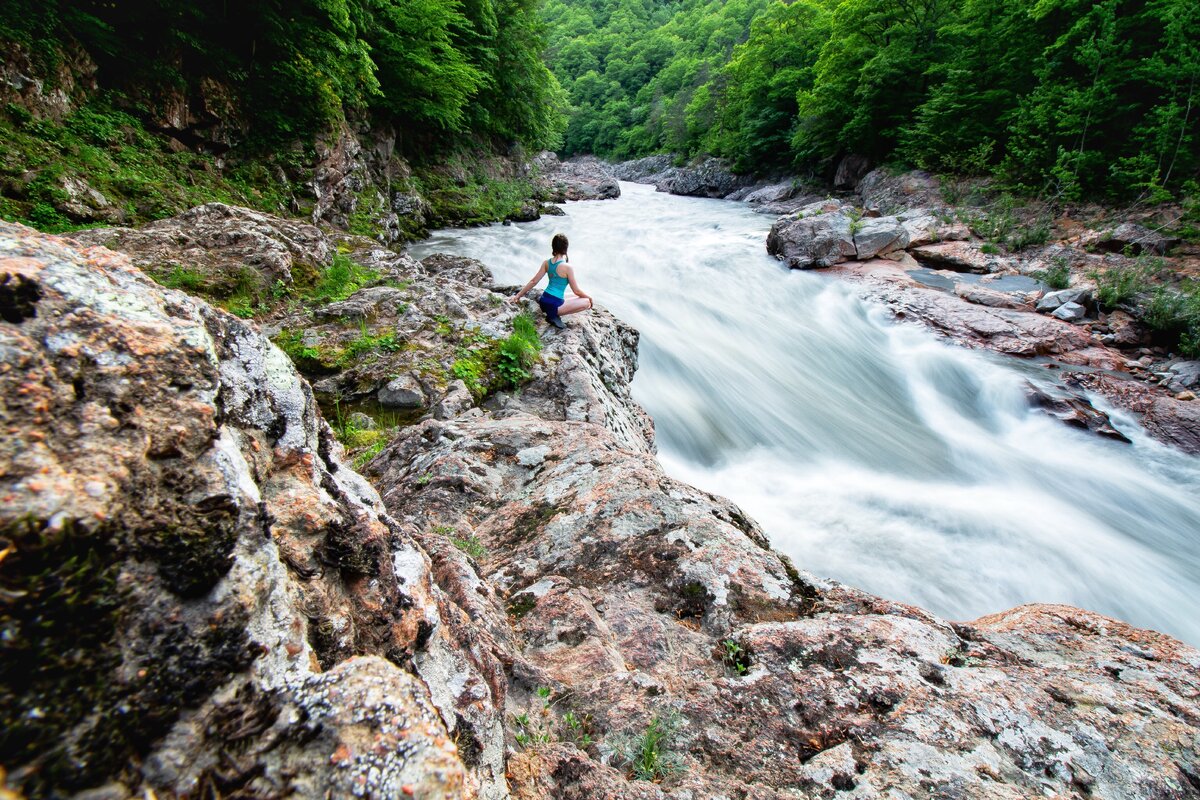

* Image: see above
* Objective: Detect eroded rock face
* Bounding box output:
[653,157,753,199]
[71,202,333,288]
[534,153,620,202]
[0,222,465,798]
[369,400,1200,799]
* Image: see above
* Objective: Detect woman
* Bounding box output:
[510,233,593,328]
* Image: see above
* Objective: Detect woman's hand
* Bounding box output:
[509,293,523,304]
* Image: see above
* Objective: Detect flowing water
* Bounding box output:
[411,182,1200,644]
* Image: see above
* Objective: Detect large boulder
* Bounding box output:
[853,216,910,259]
[610,154,674,182]
[653,157,753,198]
[1097,222,1179,256]
[910,241,1011,274]
[0,222,468,798]
[766,212,857,269]
[534,152,620,202]
[1037,287,1093,312]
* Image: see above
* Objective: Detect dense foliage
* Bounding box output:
[543,0,1200,199]
[0,0,567,151]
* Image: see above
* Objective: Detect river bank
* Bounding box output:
[3,215,1199,798]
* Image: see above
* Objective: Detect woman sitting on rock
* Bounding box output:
[510,233,593,328]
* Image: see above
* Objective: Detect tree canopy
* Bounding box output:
[542,0,1200,199]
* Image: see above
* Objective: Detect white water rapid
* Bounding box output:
[411,182,1200,645]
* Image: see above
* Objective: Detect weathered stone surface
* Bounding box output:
[833,153,871,189]
[0,222,466,797]
[70,202,333,288]
[954,283,1030,309]
[370,396,1200,799]
[1098,222,1180,256]
[1051,300,1087,321]
[857,168,942,213]
[1068,371,1200,454]
[766,212,856,269]
[1024,383,1131,442]
[910,241,1011,273]
[853,216,910,259]
[1037,287,1092,312]
[743,181,801,205]
[611,155,674,183]
[379,373,427,408]
[653,157,753,198]
[826,259,1095,356]
[534,152,620,202]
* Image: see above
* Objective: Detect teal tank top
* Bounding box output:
[545,257,569,299]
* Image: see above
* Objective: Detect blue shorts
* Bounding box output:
[538,293,564,318]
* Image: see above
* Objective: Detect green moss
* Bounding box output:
[0,99,297,233]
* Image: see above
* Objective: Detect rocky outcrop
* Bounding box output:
[368,389,1200,800]
[71,202,333,289]
[652,157,754,199]
[533,152,620,202]
[611,155,674,183]
[1095,222,1180,256]
[4,217,1200,800]
[0,222,467,798]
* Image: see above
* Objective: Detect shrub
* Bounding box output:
[1032,257,1071,290]
[1092,263,1152,308]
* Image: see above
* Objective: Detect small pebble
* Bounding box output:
[1176,391,1196,401]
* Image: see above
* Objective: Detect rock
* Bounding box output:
[827,259,1095,356]
[743,181,800,205]
[610,154,674,182]
[857,168,941,213]
[433,380,474,420]
[1178,390,1197,401]
[852,216,910,259]
[315,286,410,320]
[0,221,467,798]
[909,241,1009,274]
[69,202,332,289]
[1168,360,1200,389]
[1024,383,1131,442]
[1097,310,1146,346]
[507,201,541,223]
[1051,301,1087,322]
[347,411,377,430]
[653,157,753,198]
[766,212,856,269]
[1067,371,1200,454]
[370,396,1200,799]
[379,373,427,409]
[58,176,124,223]
[541,203,566,216]
[833,154,871,189]
[420,252,493,287]
[954,284,1028,310]
[534,153,620,202]
[1036,287,1092,312]
[1097,222,1179,256]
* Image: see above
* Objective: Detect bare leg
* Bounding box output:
[558,296,593,316]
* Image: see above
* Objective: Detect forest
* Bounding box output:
[543,0,1200,200]
[0,0,567,152]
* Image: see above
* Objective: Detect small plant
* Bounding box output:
[416,472,433,485]
[1032,257,1071,290]
[449,532,488,561]
[980,242,1001,255]
[1008,217,1052,251]
[721,639,752,675]
[309,253,379,303]
[610,710,685,783]
[159,264,207,291]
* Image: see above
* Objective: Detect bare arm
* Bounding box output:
[565,265,590,300]
[510,262,548,302]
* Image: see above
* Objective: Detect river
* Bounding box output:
[411,181,1200,645]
